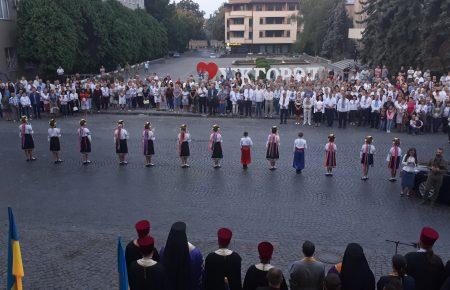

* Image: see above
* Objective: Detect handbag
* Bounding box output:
[72,106,79,112]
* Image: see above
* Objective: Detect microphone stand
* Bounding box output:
[385,240,418,254]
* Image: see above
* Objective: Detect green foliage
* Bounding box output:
[206,4,226,41]
[255,58,271,79]
[320,0,351,60]
[17,0,78,76]
[17,0,168,77]
[360,0,449,72]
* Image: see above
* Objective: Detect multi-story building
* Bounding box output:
[346,0,366,40]
[116,0,144,10]
[0,0,18,80]
[224,0,299,54]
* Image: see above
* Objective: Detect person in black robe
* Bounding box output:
[128,236,168,290]
[405,227,444,290]
[204,228,242,290]
[440,261,450,290]
[340,243,375,290]
[126,220,160,271]
[256,268,284,290]
[243,242,287,290]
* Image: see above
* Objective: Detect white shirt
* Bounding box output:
[48,128,61,139]
[279,94,290,108]
[114,128,129,140]
[294,138,307,150]
[371,99,382,112]
[325,142,337,152]
[240,136,253,147]
[20,96,31,106]
[255,89,264,102]
[142,129,155,141]
[313,100,324,113]
[388,146,402,157]
[349,99,359,111]
[324,96,336,109]
[287,90,296,101]
[360,96,372,109]
[360,144,375,158]
[303,97,313,109]
[78,127,92,141]
[178,132,191,143]
[337,98,349,112]
[19,124,33,136]
[210,132,222,143]
[230,91,239,104]
[402,155,417,172]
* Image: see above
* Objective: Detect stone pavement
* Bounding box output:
[0,114,450,289]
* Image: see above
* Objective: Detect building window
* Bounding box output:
[232,18,244,25]
[274,4,283,11]
[259,18,263,25]
[249,18,253,27]
[286,31,290,37]
[267,4,274,11]
[259,31,264,38]
[233,4,243,11]
[288,3,297,11]
[0,0,10,20]
[265,30,283,37]
[5,47,17,70]
[249,32,253,40]
[266,17,284,24]
[255,4,262,11]
[231,31,244,38]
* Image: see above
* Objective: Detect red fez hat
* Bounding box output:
[135,220,150,239]
[217,228,232,246]
[258,242,274,260]
[420,227,439,247]
[138,236,155,256]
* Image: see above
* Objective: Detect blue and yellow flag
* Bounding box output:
[7,207,24,290]
[117,237,128,290]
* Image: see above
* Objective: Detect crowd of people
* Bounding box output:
[0,66,449,142]
[124,220,450,290]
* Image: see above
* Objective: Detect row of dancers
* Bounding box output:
[18,116,407,180]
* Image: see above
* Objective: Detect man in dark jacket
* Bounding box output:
[29,87,41,119]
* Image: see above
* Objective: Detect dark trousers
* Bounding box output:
[32,104,41,119]
[245,100,252,117]
[288,101,295,116]
[432,118,441,133]
[238,100,244,115]
[371,112,380,128]
[94,97,101,111]
[325,108,335,127]
[208,100,216,116]
[101,97,109,110]
[21,106,30,118]
[280,108,288,124]
[360,108,371,126]
[199,98,207,114]
[338,111,348,128]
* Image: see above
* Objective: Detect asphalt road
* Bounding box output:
[0,113,450,289]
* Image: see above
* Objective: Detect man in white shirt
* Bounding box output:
[359,90,372,127]
[279,90,289,124]
[323,93,336,127]
[255,86,264,118]
[19,91,31,119]
[287,87,296,117]
[337,94,349,129]
[370,95,382,129]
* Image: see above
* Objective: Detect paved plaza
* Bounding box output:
[0,114,450,289]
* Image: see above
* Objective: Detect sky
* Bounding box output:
[174,0,222,17]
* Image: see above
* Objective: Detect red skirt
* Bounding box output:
[241,146,251,165]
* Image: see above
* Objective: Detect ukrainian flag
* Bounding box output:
[7,207,24,290]
[117,237,128,290]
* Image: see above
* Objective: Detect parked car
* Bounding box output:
[173,52,181,58]
[413,165,450,205]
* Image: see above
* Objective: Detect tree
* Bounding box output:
[17,0,168,77]
[17,0,78,76]
[206,4,225,41]
[144,0,171,22]
[320,0,351,60]
[421,0,450,72]
[294,0,334,56]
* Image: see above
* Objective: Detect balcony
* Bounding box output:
[229,24,246,31]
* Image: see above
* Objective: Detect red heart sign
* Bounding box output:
[196,61,219,80]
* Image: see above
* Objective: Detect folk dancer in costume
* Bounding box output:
[19,115,36,161]
[142,122,155,167]
[360,136,375,180]
[204,228,242,290]
[243,242,288,290]
[128,236,168,290]
[48,118,63,164]
[209,124,223,168]
[78,119,92,165]
[114,120,129,165]
[240,132,253,170]
[293,132,307,174]
[178,124,191,168]
[266,126,280,170]
[324,134,337,176]
[387,138,402,181]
